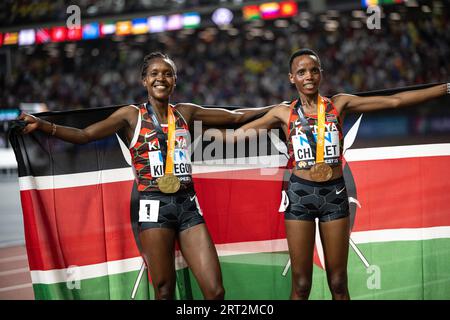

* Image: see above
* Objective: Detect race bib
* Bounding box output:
[148,149,191,177]
[292,131,340,162]
[148,150,164,177]
[292,134,314,161]
[139,200,159,222]
[173,149,192,176]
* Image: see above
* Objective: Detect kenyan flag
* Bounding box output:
[8,96,450,300]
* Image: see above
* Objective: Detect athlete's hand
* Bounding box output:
[17,112,41,134]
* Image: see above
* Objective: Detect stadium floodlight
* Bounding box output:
[148,16,167,33]
[101,22,116,36]
[18,29,35,46]
[212,8,234,26]
[167,14,183,31]
[82,23,100,40]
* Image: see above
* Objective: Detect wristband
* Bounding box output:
[447,83,450,95]
[51,123,57,136]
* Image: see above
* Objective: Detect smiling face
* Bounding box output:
[142,58,177,101]
[289,54,322,97]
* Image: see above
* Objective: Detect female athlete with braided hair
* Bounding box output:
[19,52,271,300]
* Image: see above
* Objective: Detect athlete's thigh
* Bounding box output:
[318,216,350,272]
[139,228,177,282]
[285,219,316,274]
[178,224,222,286]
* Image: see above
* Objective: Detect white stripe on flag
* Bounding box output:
[29,227,450,285]
[216,238,287,256]
[18,144,450,191]
[30,256,144,284]
[351,226,450,244]
[345,143,450,162]
[19,167,134,191]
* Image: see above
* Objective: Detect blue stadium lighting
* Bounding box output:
[82,23,100,40]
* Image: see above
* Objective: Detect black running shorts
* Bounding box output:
[138,188,205,232]
[283,175,350,222]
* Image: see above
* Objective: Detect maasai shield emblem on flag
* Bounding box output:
[8,94,450,299]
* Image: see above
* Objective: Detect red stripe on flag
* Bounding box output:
[194,173,286,245]
[349,155,450,231]
[21,181,139,271]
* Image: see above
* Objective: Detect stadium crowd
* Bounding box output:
[1,4,449,110]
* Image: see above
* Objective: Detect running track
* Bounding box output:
[0,245,34,299]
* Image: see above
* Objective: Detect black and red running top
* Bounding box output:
[129,103,193,192]
[286,97,344,170]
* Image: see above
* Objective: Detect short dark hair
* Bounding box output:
[141,52,177,79]
[289,49,321,72]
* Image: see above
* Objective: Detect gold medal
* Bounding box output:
[157,106,181,194]
[158,173,180,193]
[310,162,333,182]
[309,96,332,182]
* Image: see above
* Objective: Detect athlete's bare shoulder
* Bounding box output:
[277,101,291,110]
[173,102,198,111]
[174,102,196,107]
[269,102,291,122]
[171,102,195,123]
[120,104,139,116]
[122,104,140,111]
[114,104,140,128]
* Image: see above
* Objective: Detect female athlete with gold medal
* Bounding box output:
[232,49,449,300]
[18,52,273,300]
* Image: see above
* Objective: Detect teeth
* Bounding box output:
[304,84,314,89]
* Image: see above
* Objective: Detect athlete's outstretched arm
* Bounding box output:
[333,83,449,114]
[229,105,287,143]
[204,104,286,144]
[18,105,137,144]
[176,103,275,127]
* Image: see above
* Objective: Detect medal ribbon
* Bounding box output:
[294,95,326,164]
[165,106,176,175]
[145,103,176,175]
[315,96,325,164]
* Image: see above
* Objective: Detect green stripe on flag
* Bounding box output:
[32,268,194,300]
[194,239,450,300]
[31,238,450,300]
[346,238,450,300]
[33,269,154,300]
